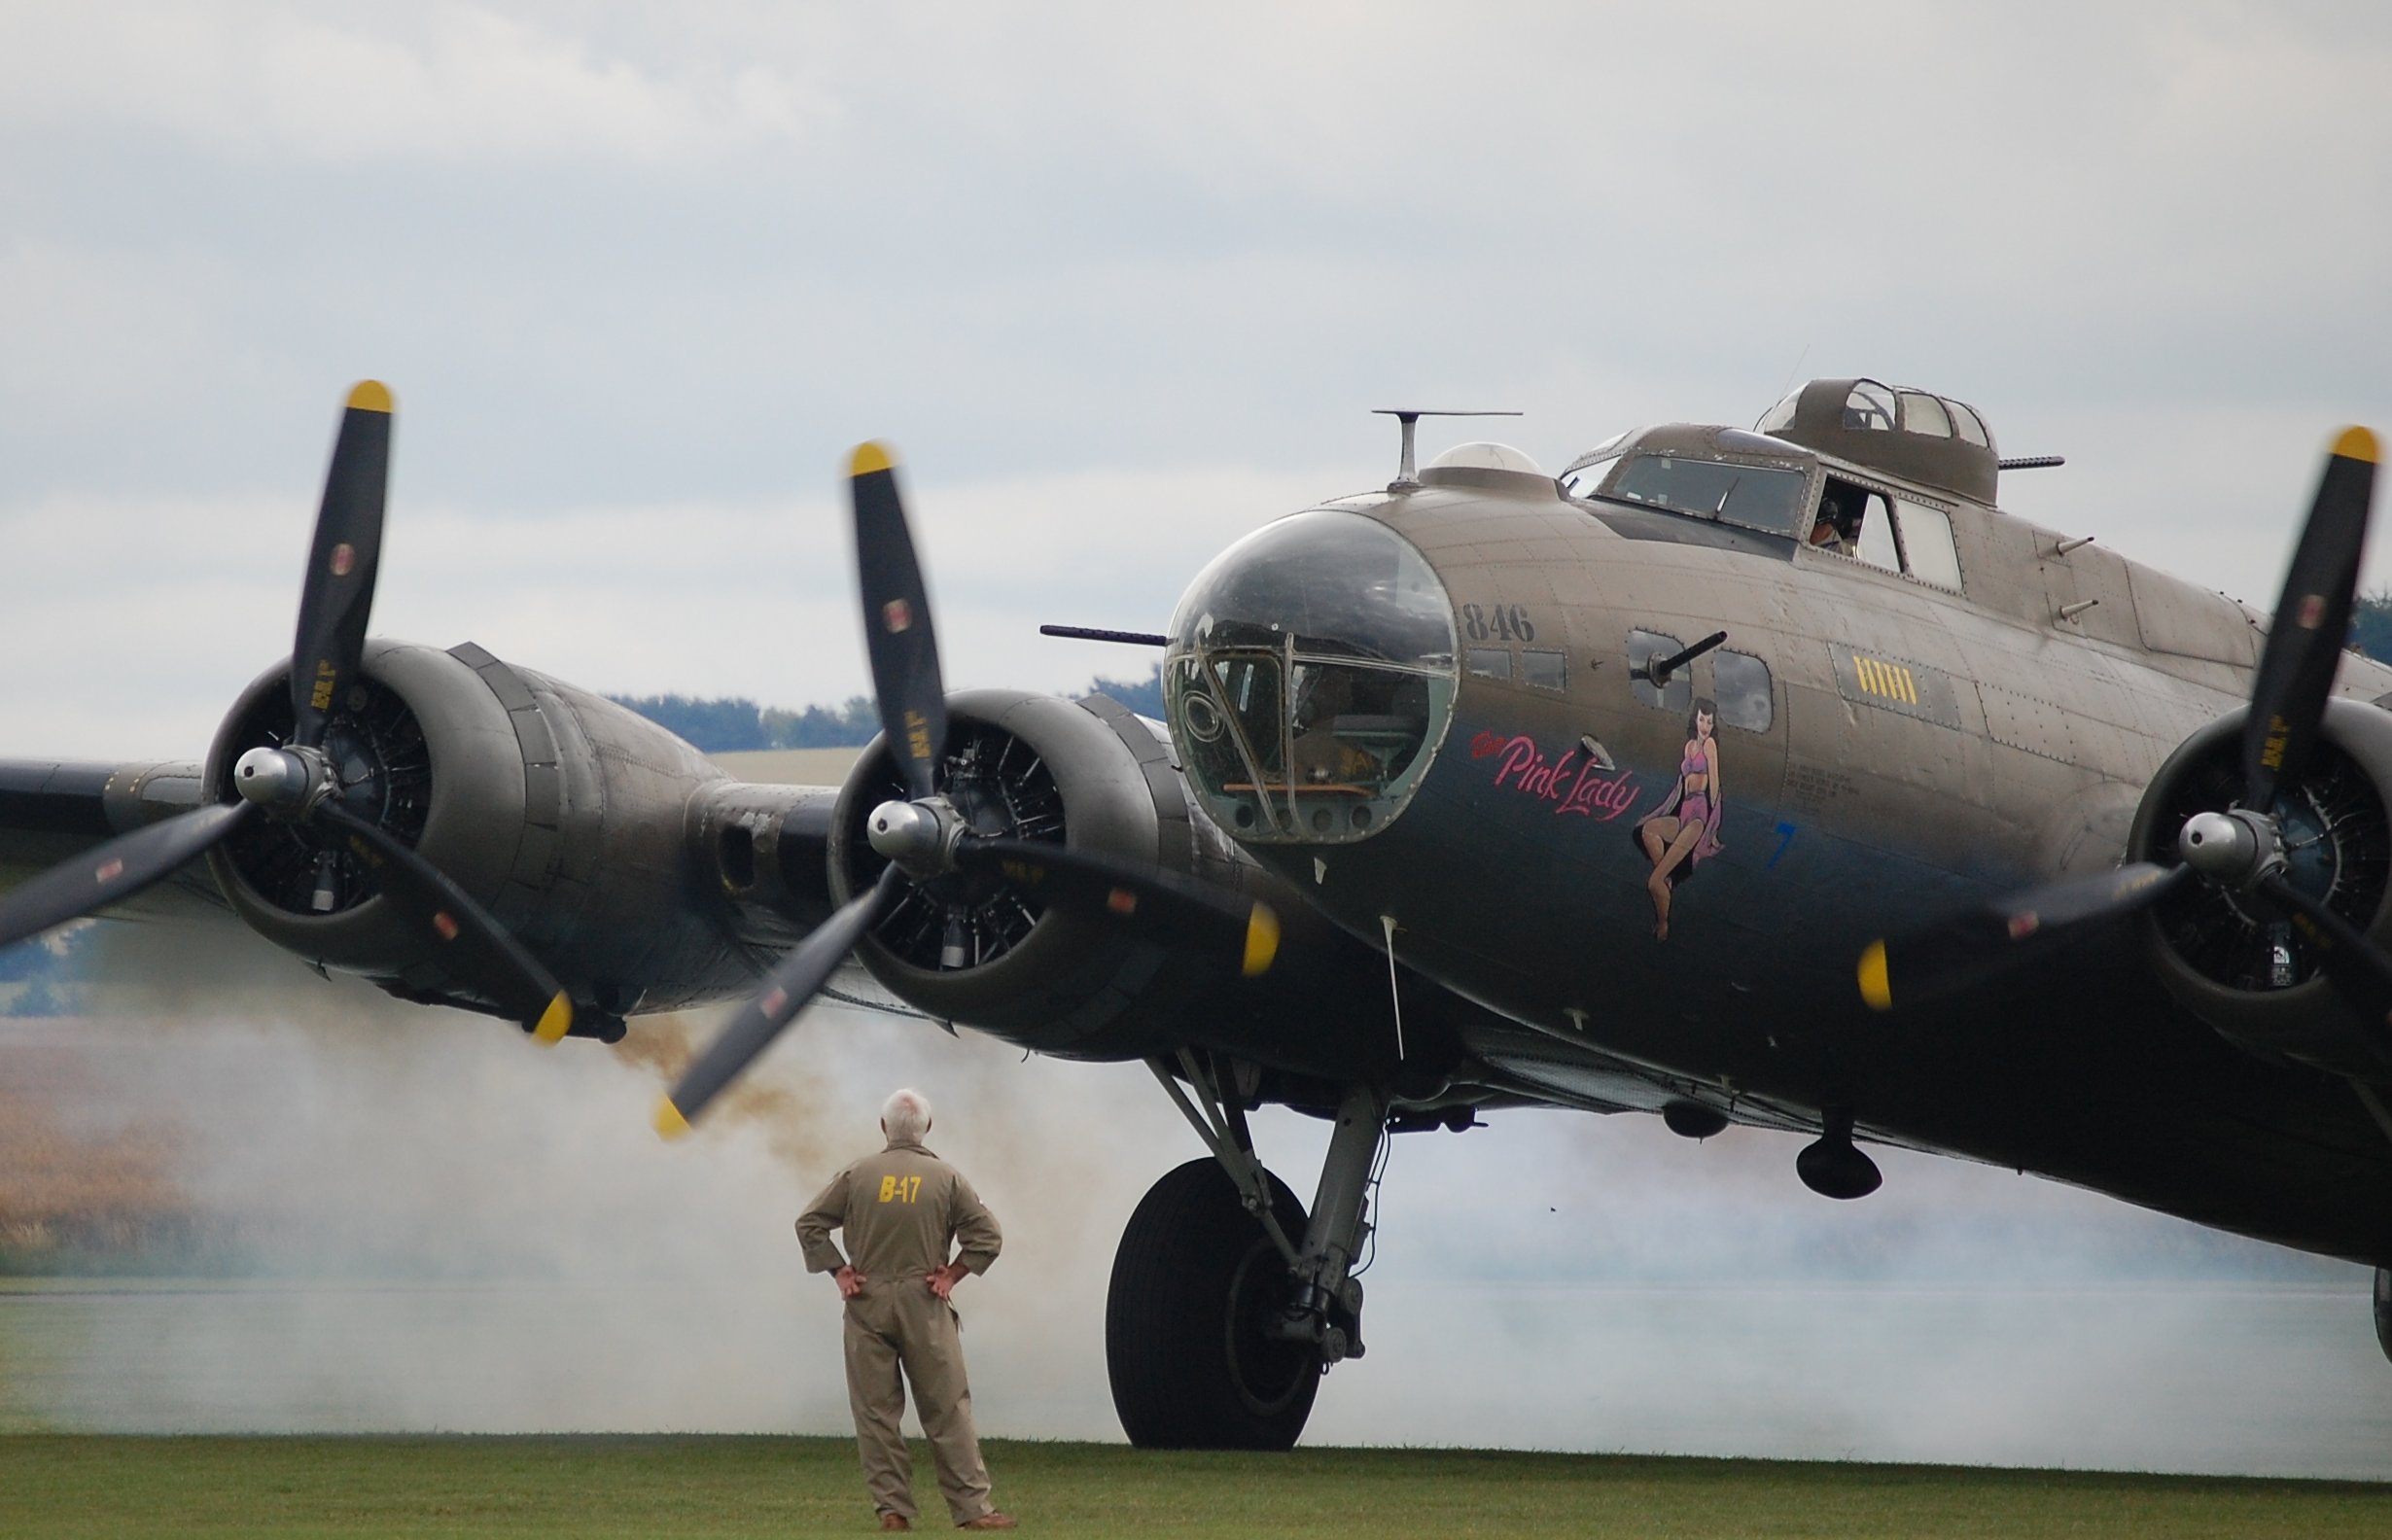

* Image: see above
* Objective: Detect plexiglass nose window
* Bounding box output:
[1167,510,1457,843]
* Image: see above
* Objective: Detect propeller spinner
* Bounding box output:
[655,444,1281,1137]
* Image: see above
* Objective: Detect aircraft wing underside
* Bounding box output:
[0,757,231,925]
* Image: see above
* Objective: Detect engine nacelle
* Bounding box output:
[2128,701,2392,1080]
[827,688,1413,1081]
[201,640,754,1024]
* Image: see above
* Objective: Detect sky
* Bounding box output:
[2,2,2390,759]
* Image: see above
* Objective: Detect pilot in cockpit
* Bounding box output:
[1809,487,1854,552]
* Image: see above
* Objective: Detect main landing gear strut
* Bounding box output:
[1105,1053,1386,1450]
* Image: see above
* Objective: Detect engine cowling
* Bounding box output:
[2129,700,2392,1079]
[201,640,755,1026]
[826,688,1411,1079]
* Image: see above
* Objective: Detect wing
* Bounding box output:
[0,758,234,925]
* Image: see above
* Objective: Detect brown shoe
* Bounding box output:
[879,1515,912,1532]
[956,1516,1017,1531]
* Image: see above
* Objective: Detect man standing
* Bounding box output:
[797,1088,1015,1532]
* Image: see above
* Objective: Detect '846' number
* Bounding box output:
[1460,604,1535,643]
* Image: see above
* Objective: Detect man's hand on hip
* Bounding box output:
[835,1265,866,1300]
[928,1263,967,1301]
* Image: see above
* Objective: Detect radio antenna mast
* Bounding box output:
[1371,409,1524,492]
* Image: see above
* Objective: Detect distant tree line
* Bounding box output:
[2350,593,2392,661]
[610,666,1166,752]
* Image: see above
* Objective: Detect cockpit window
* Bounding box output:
[1843,381,1896,431]
[1608,454,1809,538]
[1559,455,1622,501]
[1892,500,1963,589]
[1756,388,1803,434]
[1947,400,1990,448]
[1166,510,1457,844]
[1808,476,1900,573]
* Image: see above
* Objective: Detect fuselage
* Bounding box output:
[1163,428,2392,1267]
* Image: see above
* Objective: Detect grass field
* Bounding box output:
[4,1434,2390,1539]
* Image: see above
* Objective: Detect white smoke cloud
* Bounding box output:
[7,918,2389,1474]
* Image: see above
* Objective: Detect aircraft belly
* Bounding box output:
[1294,735,2392,1263]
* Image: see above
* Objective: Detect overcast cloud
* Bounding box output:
[2,2,2389,756]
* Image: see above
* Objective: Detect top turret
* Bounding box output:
[1756,378,1999,503]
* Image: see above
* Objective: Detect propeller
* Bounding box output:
[655,443,1281,1136]
[0,383,573,1042]
[1860,427,2380,1012]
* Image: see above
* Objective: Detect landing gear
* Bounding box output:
[1106,1055,1387,1450]
[2374,1268,2392,1367]
[1106,1159,1320,1449]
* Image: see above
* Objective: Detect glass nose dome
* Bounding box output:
[1164,509,1457,843]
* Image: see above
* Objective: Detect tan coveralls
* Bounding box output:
[796,1138,1003,1526]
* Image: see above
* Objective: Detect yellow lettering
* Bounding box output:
[2262,718,2289,770]
[908,1176,922,1203]
[879,1175,897,1202]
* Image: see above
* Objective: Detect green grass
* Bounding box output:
[2,1435,2388,1539]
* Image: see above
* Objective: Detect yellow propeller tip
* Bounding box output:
[653,1098,692,1141]
[532,994,574,1046]
[1242,903,1282,977]
[849,441,896,477]
[346,380,394,415]
[1857,940,1892,1012]
[2333,426,2380,465]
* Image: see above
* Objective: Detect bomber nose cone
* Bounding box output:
[1161,509,1458,845]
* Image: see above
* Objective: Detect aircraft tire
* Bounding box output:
[1106,1157,1321,1450]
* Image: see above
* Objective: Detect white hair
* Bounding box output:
[881,1087,932,1143]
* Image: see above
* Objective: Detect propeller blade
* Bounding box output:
[290,381,395,751]
[0,802,254,951]
[849,443,948,800]
[1858,862,2187,1012]
[312,802,572,1042]
[655,864,905,1137]
[2241,427,2379,809]
[950,837,1281,979]
[2256,874,2392,1044]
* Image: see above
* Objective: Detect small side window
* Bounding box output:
[1843,381,1896,431]
[1893,501,1963,590]
[1710,650,1774,732]
[1466,648,1512,681]
[1948,401,1990,448]
[1628,630,1692,713]
[1899,392,1953,438]
[1522,650,1567,690]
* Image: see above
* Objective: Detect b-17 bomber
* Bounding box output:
[2,376,2385,1449]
